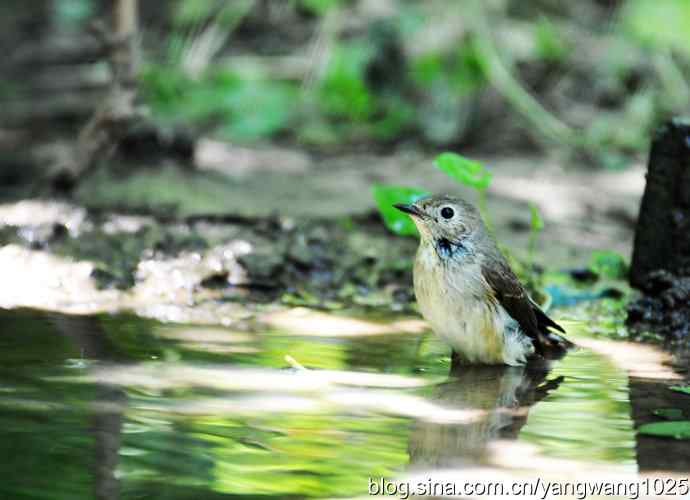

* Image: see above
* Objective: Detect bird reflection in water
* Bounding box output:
[408,363,563,469]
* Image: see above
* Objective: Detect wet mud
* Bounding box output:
[627,269,690,342]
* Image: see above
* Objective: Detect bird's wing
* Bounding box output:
[481,261,566,354]
[530,298,565,333]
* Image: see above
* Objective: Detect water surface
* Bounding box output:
[0,308,685,499]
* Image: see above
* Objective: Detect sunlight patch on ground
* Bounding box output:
[576,338,681,381]
[0,200,87,232]
[0,244,119,314]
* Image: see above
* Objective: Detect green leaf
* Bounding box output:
[371,185,430,236]
[621,0,690,57]
[588,250,628,279]
[637,421,690,439]
[434,152,492,190]
[529,203,544,231]
[534,16,570,62]
[670,385,690,395]
[653,408,684,420]
[300,0,341,15]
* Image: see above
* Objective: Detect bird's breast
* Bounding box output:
[413,245,519,364]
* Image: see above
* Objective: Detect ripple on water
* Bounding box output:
[0,308,679,500]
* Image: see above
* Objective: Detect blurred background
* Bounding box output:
[4,0,689,154]
[1,0,689,258]
[3,4,690,499]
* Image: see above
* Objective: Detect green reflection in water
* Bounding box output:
[519,347,636,465]
[0,311,97,500]
[207,414,410,497]
[0,308,650,500]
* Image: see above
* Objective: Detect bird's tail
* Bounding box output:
[537,330,574,359]
[530,302,573,357]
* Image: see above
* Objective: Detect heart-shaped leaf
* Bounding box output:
[434,152,492,190]
[371,184,430,236]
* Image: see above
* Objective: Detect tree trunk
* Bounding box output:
[112,0,138,81]
[630,118,690,288]
[71,0,141,182]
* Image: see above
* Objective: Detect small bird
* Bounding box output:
[395,195,570,366]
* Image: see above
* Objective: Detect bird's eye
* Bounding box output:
[440,206,454,219]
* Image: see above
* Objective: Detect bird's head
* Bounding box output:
[394,195,488,260]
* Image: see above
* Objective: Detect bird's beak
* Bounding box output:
[393,203,426,219]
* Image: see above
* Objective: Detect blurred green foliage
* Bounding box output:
[136,0,690,155]
[318,42,374,121]
[171,0,254,27]
[588,250,628,280]
[54,0,93,30]
[533,16,571,62]
[621,0,690,56]
[527,202,544,284]
[141,67,298,141]
[300,0,342,16]
[529,203,544,233]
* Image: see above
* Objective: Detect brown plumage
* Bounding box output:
[481,259,569,356]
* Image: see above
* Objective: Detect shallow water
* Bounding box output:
[0,308,687,500]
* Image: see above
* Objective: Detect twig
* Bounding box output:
[470,2,583,148]
[285,355,309,371]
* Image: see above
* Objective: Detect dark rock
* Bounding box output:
[52,170,77,193]
[640,269,676,295]
[116,123,195,164]
[90,267,133,290]
[660,277,690,309]
[0,153,39,188]
[392,286,414,304]
[600,287,624,300]
[567,267,599,283]
[627,272,690,340]
[627,119,690,342]
[630,119,690,288]
[200,272,229,290]
[507,218,530,232]
[17,223,67,249]
[238,252,284,283]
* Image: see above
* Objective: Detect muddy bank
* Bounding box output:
[0,199,421,324]
[627,270,690,342]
